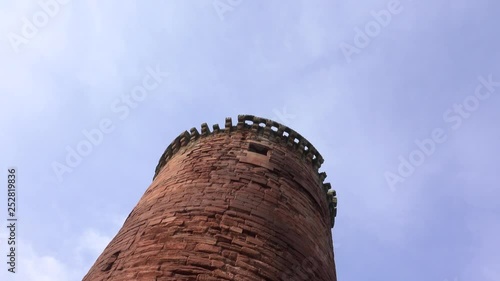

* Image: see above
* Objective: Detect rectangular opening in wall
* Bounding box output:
[248,143,269,156]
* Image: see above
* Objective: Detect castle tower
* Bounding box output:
[83,115,338,281]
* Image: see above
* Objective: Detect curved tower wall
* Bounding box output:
[83,115,338,281]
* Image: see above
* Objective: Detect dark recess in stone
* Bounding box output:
[248,143,269,155]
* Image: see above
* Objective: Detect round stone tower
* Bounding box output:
[83,115,338,281]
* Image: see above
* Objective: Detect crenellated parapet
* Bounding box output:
[152,114,337,228]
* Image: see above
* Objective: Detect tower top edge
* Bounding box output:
[152,114,325,179]
[152,114,337,228]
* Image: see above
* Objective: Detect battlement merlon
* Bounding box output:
[152,114,337,228]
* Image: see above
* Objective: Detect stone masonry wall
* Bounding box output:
[83,115,338,281]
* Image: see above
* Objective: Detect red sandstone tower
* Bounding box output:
[83,115,338,280]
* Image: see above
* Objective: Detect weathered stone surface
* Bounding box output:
[83,115,337,281]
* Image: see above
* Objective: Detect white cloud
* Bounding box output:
[0,239,71,281]
[75,228,112,260]
[0,226,113,281]
[0,1,498,281]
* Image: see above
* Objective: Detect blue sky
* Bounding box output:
[0,0,499,280]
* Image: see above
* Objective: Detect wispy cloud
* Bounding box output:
[0,1,498,280]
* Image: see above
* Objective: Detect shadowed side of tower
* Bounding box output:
[83,115,338,281]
